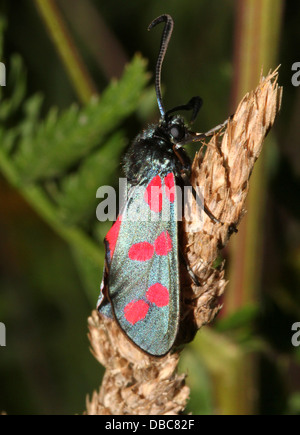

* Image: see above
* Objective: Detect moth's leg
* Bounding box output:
[179,171,238,234]
[203,116,231,137]
[180,171,221,224]
[179,248,200,286]
[172,145,218,222]
[177,148,238,232]
[194,115,233,141]
[172,144,192,175]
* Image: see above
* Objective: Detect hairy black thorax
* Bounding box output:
[123,116,192,185]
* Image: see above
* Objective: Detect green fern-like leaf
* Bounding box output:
[58,132,126,225]
[13,55,149,182]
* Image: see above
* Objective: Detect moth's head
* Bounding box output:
[158,115,187,145]
[156,109,205,148]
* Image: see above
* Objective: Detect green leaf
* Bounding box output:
[215,305,258,332]
[71,244,104,305]
[0,93,44,154]
[14,55,149,182]
[179,348,214,415]
[57,132,126,225]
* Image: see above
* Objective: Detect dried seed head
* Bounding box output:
[181,68,282,335]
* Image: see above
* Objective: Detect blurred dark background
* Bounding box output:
[0,0,299,415]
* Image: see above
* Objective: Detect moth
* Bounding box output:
[97,14,229,356]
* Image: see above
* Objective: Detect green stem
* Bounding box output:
[217,0,283,416]
[33,0,97,104]
[227,0,283,312]
[191,328,255,415]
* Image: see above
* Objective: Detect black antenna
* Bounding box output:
[148,14,174,118]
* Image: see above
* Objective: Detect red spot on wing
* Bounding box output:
[105,215,122,259]
[154,231,172,256]
[124,300,149,325]
[144,175,162,213]
[164,173,175,203]
[128,242,154,261]
[146,283,169,307]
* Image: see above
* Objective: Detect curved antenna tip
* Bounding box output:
[148,14,173,32]
[148,14,174,118]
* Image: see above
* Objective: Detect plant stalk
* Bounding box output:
[34,0,97,104]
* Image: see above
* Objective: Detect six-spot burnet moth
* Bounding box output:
[97,14,229,357]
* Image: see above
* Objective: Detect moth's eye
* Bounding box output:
[170,124,185,141]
